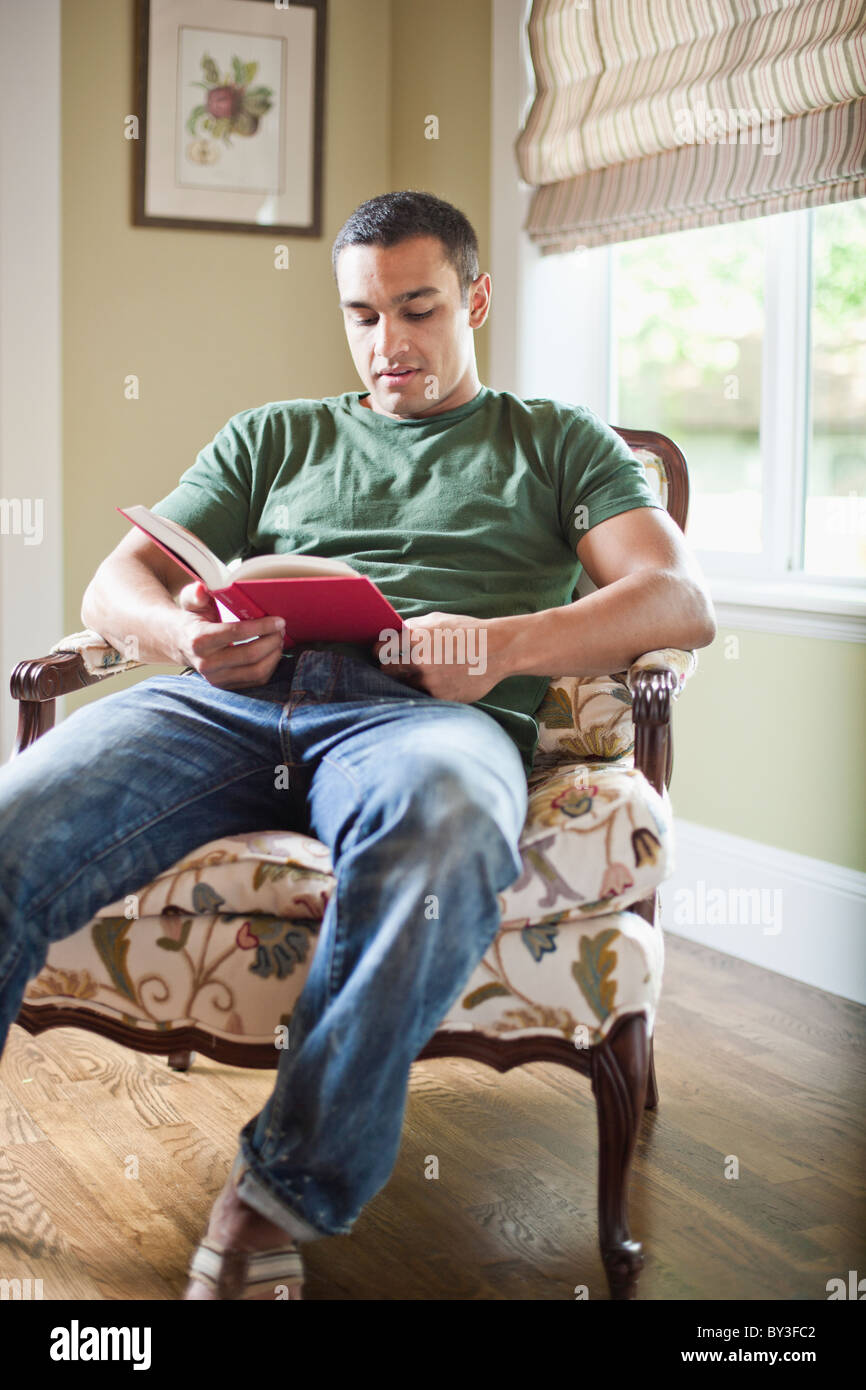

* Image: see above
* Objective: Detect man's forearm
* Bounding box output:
[80,555,190,666]
[490,569,716,681]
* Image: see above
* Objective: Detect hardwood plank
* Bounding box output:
[1,1142,166,1299]
[0,1149,105,1298]
[0,1078,46,1146]
[0,932,863,1300]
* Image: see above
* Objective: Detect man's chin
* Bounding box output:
[364,385,425,416]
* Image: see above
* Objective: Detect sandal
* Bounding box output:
[186,1237,305,1300]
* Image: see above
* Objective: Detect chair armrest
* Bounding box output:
[9,630,145,759]
[622,646,697,695]
[622,649,697,795]
[48,628,146,678]
[535,647,697,771]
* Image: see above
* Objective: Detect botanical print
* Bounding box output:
[186,52,274,159]
[176,28,284,194]
[460,916,627,1043]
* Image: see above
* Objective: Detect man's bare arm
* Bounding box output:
[81,529,197,665]
[375,508,716,701]
[494,508,716,682]
[80,530,287,688]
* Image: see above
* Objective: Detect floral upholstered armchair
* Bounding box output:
[10,427,695,1300]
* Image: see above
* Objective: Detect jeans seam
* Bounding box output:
[317,754,364,1001]
[327,864,349,1004]
[27,760,284,916]
[321,751,361,791]
[279,649,331,771]
[0,923,28,987]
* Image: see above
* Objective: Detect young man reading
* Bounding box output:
[0,190,716,1300]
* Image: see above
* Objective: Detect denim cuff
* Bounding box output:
[230,1153,325,1243]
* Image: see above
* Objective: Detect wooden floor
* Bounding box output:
[0,933,863,1300]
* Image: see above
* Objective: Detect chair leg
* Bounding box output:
[627,894,660,1110]
[591,1013,650,1300]
[167,1049,194,1072]
[645,1034,659,1109]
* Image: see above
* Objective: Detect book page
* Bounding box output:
[117,505,226,590]
[233,552,358,580]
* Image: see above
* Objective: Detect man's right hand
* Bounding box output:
[175,581,287,690]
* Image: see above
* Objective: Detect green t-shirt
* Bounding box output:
[150,385,664,775]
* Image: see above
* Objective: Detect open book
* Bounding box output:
[117,504,404,647]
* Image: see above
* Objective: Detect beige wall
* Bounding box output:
[62,0,387,686]
[389,0,491,380]
[62,0,489,693]
[672,630,865,871]
[59,0,863,874]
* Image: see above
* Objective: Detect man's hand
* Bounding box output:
[372,611,504,701]
[176,581,286,690]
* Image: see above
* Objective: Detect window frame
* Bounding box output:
[491,0,865,640]
[607,208,866,640]
[612,206,864,584]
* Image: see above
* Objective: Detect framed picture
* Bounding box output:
[133,0,326,236]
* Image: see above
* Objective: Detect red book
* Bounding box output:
[117,505,404,649]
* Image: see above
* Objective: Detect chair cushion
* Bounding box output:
[25,906,663,1048]
[445,905,664,1045]
[23,759,670,1046]
[88,758,672,926]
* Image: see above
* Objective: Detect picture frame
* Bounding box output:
[133,0,326,236]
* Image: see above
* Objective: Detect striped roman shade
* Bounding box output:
[516,0,866,253]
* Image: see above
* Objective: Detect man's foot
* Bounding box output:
[185,1172,304,1300]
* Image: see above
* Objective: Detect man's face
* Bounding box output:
[336,234,489,418]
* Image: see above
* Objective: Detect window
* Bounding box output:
[613,218,765,558]
[611,202,866,590]
[806,201,866,579]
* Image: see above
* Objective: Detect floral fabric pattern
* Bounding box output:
[23,752,673,1046]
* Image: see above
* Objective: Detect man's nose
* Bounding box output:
[373,317,410,359]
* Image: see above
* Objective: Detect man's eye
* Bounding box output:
[352,309,434,325]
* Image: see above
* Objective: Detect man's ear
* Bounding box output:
[468,272,492,328]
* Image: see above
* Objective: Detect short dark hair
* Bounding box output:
[331,190,480,304]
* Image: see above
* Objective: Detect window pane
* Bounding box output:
[613,220,766,552]
[804,199,866,579]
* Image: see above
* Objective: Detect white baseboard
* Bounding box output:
[659,819,866,1005]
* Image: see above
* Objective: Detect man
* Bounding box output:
[0,190,715,1300]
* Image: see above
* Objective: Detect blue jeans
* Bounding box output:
[0,646,528,1241]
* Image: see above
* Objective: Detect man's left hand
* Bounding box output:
[372,611,503,701]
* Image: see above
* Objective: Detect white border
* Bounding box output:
[0,0,63,759]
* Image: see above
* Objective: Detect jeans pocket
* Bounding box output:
[338,655,431,701]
